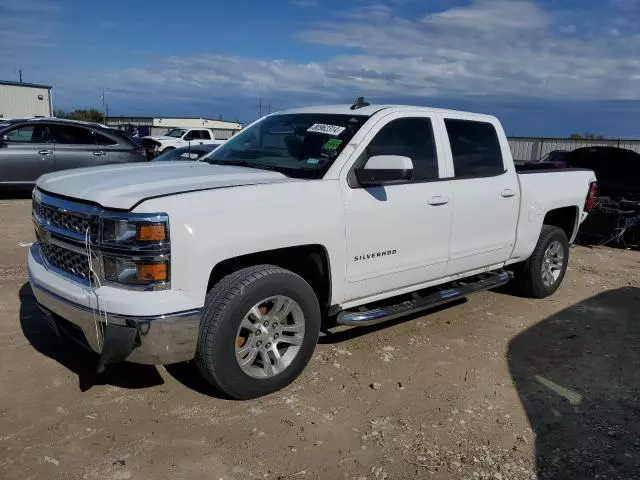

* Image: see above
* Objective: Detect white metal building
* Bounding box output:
[106,116,243,139]
[0,80,53,119]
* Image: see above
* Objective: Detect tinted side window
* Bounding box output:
[5,125,36,142]
[365,117,439,181]
[53,125,95,145]
[94,131,118,146]
[445,119,504,177]
[5,124,53,143]
[200,130,211,140]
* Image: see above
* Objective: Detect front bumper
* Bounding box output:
[28,244,201,365]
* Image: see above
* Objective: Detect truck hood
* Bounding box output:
[142,136,175,142]
[36,162,292,210]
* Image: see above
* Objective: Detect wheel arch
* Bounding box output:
[206,244,332,310]
[543,206,580,243]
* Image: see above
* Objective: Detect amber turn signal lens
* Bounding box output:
[136,224,166,242]
[136,263,168,282]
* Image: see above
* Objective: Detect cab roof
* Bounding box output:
[277,104,496,121]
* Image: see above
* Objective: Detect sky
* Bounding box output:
[1,0,640,137]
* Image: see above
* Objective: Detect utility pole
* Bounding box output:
[101,88,108,121]
[268,100,271,115]
[258,99,262,118]
[101,89,106,112]
[17,69,23,83]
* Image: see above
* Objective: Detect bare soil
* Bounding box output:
[1,198,639,480]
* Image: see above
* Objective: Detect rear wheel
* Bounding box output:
[196,265,320,399]
[512,225,569,298]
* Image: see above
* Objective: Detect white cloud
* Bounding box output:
[424,0,548,31]
[291,0,318,6]
[559,25,577,34]
[8,0,640,110]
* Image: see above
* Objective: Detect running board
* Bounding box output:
[337,270,510,326]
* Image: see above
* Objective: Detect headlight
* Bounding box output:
[103,257,169,285]
[100,213,170,290]
[102,216,168,246]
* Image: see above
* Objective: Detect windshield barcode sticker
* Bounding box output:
[307,123,346,136]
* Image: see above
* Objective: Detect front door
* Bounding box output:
[0,123,55,183]
[343,113,453,302]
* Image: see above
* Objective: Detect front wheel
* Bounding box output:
[196,265,321,399]
[512,225,569,298]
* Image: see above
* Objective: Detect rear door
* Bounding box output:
[51,124,104,171]
[93,129,136,164]
[440,116,520,275]
[0,123,55,183]
[186,130,208,146]
[199,129,214,144]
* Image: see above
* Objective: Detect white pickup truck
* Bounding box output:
[141,127,222,157]
[28,101,597,399]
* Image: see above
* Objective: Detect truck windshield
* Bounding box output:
[204,113,369,179]
[166,129,187,138]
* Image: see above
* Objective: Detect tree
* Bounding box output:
[569,132,605,140]
[54,108,105,123]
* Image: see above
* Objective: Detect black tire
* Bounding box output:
[196,265,321,399]
[512,225,569,299]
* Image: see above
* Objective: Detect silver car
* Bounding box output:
[0,118,145,186]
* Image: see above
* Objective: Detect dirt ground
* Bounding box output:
[1,198,639,480]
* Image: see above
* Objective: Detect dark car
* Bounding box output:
[0,118,146,186]
[151,144,220,162]
[563,146,640,199]
[539,149,568,167]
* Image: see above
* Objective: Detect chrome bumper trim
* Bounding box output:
[29,274,201,365]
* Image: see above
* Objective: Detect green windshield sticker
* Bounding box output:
[322,138,343,152]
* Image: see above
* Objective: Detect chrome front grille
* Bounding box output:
[33,200,91,236]
[33,191,98,284]
[40,242,90,280]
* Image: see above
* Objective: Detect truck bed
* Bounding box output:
[507,168,597,265]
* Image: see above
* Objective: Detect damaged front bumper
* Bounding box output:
[28,246,201,367]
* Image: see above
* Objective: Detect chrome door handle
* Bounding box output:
[93,151,105,156]
[501,189,516,198]
[428,196,449,206]
[38,149,53,156]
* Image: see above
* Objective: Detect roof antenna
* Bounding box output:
[350,96,370,110]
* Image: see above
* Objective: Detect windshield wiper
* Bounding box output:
[207,159,288,175]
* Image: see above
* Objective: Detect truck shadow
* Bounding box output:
[508,287,640,479]
[18,283,164,391]
[162,300,468,399]
[163,362,230,399]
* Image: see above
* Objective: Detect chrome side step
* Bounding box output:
[337,270,510,327]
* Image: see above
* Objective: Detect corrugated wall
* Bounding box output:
[508,137,640,162]
[0,85,51,118]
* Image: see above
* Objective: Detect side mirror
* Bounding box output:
[354,155,413,187]
[0,134,8,146]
